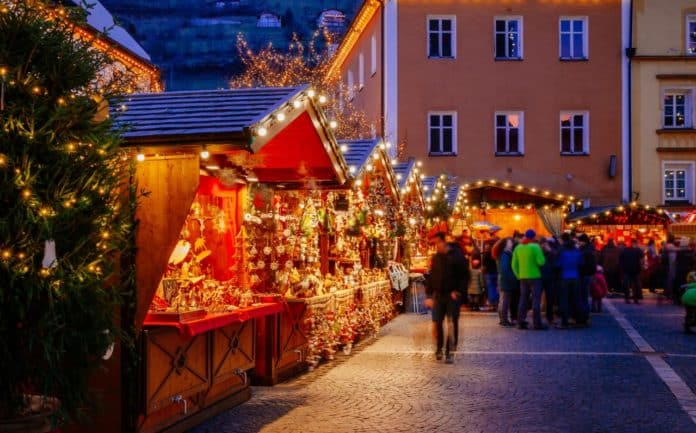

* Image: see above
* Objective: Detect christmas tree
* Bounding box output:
[0,0,135,425]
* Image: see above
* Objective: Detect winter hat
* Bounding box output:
[524,229,536,240]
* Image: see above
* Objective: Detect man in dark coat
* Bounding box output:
[620,239,644,304]
[425,232,468,364]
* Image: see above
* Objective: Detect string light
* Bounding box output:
[307,89,316,98]
[293,99,302,108]
[329,120,338,129]
[276,112,286,122]
[257,127,268,137]
[318,95,327,104]
[200,146,210,160]
[136,152,145,162]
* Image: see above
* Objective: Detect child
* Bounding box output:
[590,265,609,313]
[468,259,485,311]
[682,271,696,334]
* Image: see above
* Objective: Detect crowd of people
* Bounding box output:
[424,229,696,362]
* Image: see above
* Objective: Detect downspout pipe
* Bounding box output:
[626,0,635,202]
[379,0,386,140]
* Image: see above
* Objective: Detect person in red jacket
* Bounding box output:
[590,265,609,313]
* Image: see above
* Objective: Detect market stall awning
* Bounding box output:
[453,179,578,212]
[566,203,673,226]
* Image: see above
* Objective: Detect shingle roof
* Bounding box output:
[338,138,380,174]
[421,176,438,199]
[446,185,460,208]
[393,159,415,189]
[112,86,307,141]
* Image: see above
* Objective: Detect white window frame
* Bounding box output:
[560,111,590,155]
[427,15,456,59]
[687,15,696,56]
[371,35,377,76]
[428,111,458,156]
[494,16,523,60]
[359,53,365,90]
[494,111,524,155]
[347,70,354,101]
[662,161,695,204]
[559,16,588,60]
[662,88,694,129]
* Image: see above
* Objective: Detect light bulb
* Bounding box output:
[307,89,316,98]
[318,95,327,104]
[136,153,145,162]
[257,127,268,137]
[200,149,210,160]
[293,99,301,108]
[276,112,286,121]
[329,120,338,129]
[340,144,348,152]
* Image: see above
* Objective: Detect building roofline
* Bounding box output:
[325,0,382,81]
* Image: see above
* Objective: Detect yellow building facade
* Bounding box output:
[632,0,696,210]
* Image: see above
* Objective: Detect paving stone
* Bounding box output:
[191,312,695,433]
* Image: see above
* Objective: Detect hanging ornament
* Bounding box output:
[42,240,57,269]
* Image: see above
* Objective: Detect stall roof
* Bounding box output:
[567,203,673,225]
[339,138,381,174]
[446,185,460,208]
[566,206,616,222]
[113,86,307,144]
[393,159,415,189]
[421,176,438,198]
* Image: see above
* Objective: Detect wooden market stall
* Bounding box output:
[567,204,673,247]
[335,138,401,336]
[394,158,427,265]
[450,179,579,241]
[671,210,696,241]
[94,85,349,433]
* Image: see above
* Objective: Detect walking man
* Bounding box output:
[512,229,547,330]
[556,233,583,328]
[620,239,644,304]
[425,233,467,363]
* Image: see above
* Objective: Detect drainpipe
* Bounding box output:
[379,0,386,140]
[627,0,634,202]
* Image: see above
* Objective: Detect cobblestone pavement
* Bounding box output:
[192,298,696,433]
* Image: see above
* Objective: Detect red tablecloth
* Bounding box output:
[143,303,283,338]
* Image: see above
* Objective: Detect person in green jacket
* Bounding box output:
[512,229,547,330]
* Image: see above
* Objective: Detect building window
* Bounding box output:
[560,112,589,155]
[687,15,696,55]
[495,112,523,155]
[347,70,354,101]
[359,53,365,90]
[495,17,522,60]
[663,90,692,128]
[371,35,377,76]
[428,112,457,155]
[560,17,587,60]
[663,162,694,204]
[428,16,455,58]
